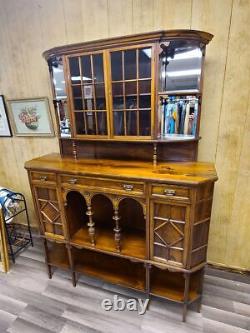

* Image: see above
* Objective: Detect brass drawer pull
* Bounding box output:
[122,184,134,191]
[39,176,48,181]
[68,178,77,184]
[164,189,176,196]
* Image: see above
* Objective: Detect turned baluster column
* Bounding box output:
[84,192,95,246]
[112,197,122,252]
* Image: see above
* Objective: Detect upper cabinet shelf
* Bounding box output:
[45,30,213,142]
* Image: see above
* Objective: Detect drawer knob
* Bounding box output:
[122,184,134,191]
[68,178,77,184]
[39,176,47,181]
[164,189,176,196]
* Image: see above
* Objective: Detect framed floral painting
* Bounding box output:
[0,95,12,137]
[8,97,54,136]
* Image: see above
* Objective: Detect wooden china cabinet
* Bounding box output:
[25,30,217,321]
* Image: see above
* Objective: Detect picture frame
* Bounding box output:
[0,95,12,137]
[8,97,54,137]
[0,208,9,273]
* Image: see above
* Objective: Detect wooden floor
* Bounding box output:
[0,237,249,333]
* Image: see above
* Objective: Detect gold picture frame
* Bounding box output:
[0,208,9,273]
[8,97,54,137]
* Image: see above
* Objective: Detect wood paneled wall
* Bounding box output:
[0,0,249,271]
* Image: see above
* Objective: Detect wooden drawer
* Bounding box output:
[61,175,144,196]
[30,171,56,184]
[151,184,190,201]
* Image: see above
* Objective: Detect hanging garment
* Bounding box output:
[170,103,177,134]
[173,103,179,134]
[164,102,172,135]
[160,100,165,137]
[179,102,186,134]
[184,103,190,135]
[177,101,184,134]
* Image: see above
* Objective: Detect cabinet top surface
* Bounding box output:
[25,153,217,185]
[43,29,213,59]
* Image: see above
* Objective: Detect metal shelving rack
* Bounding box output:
[1,190,33,263]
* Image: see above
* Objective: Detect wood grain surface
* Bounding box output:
[0,0,249,271]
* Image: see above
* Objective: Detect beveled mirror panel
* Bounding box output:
[51,57,71,137]
[159,40,203,94]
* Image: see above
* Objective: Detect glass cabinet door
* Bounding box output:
[68,52,108,136]
[110,46,153,138]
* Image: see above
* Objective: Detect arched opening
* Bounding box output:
[92,194,114,229]
[91,194,115,250]
[65,191,87,238]
[119,198,146,259]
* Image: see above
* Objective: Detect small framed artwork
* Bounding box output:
[8,97,54,136]
[0,95,12,137]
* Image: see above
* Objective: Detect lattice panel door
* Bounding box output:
[152,202,187,265]
[35,187,63,236]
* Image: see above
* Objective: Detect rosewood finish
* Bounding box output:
[25,30,217,321]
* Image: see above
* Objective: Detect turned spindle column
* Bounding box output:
[84,193,95,246]
[112,197,122,252]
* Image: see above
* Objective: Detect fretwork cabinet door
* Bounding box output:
[33,186,65,240]
[150,200,190,267]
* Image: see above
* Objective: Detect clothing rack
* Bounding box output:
[160,97,199,103]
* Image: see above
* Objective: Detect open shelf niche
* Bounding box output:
[65,191,146,259]
[150,266,202,303]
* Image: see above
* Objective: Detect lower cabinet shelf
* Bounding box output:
[46,241,70,270]
[150,266,201,303]
[72,247,146,291]
[43,239,203,322]
[71,227,146,259]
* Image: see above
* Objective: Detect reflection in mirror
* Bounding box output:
[114,111,124,135]
[124,50,136,80]
[69,57,81,84]
[113,97,124,110]
[126,111,137,135]
[96,112,107,135]
[75,112,86,135]
[139,95,151,109]
[81,55,92,84]
[139,48,151,78]
[93,54,104,83]
[51,57,71,137]
[86,112,96,135]
[125,96,137,109]
[111,51,123,81]
[158,95,199,139]
[159,40,203,93]
[139,110,150,136]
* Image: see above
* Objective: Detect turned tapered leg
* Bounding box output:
[44,239,52,279]
[183,273,190,322]
[197,268,205,313]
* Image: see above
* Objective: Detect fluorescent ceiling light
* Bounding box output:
[166,69,201,77]
[167,49,202,61]
[71,76,92,81]
[53,67,63,73]
[56,88,63,91]
[142,49,151,58]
